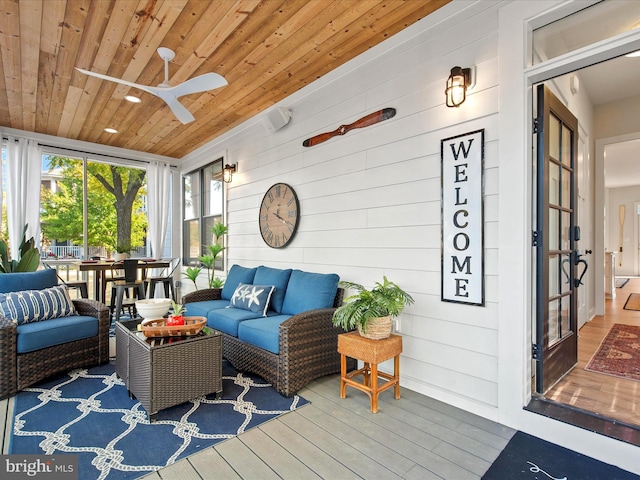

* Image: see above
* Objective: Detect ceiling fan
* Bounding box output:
[76,47,227,124]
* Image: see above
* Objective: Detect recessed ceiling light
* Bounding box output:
[124,95,141,103]
[104,128,118,134]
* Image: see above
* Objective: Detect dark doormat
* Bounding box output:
[623,293,640,311]
[482,431,640,479]
[616,277,630,288]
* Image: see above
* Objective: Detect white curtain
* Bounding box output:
[6,136,42,259]
[146,161,172,259]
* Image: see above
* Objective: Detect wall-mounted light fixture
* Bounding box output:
[445,66,474,108]
[223,164,237,183]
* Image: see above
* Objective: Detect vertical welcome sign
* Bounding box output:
[441,129,484,306]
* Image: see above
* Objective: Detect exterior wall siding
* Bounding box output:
[182,0,502,416]
[177,0,640,473]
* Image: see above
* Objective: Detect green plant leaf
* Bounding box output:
[16,248,41,272]
[332,276,414,331]
[183,266,202,290]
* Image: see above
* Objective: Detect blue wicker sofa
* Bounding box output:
[182,264,351,396]
[0,269,110,399]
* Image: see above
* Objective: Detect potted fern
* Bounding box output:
[332,276,414,339]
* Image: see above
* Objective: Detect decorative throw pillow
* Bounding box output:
[228,283,275,317]
[0,285,77,325]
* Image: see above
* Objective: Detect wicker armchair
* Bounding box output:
[183,287,353,396]
[0,298,110,400]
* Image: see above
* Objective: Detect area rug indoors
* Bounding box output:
[585,323,640,381]
[623,293,640,311]
[482,431,640,479]
[10,361,308,480]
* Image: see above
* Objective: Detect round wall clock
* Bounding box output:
[259,183,300,248]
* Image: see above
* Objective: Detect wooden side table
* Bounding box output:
[337,331,402,413]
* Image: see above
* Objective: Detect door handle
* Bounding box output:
[574,251,588,288]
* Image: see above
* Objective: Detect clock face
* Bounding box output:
[259,183,300,248]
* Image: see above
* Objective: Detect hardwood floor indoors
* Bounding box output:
[545,277,640,427]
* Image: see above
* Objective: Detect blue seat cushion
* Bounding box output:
[183,299,230,318]
[253,266,292,313]
[237,315,292,354]
[16,315,98,353]
[221,265,257,300]
[207,308,265,337]
[281,270,340,315]
[0,269,57,293]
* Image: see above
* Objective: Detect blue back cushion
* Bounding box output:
[221,265,257,300]
[0,269,58,293]
[281,270,340,315]
[253,266,292,313]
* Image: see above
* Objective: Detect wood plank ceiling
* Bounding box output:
[0,0,450,159]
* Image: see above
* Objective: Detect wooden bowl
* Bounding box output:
[140,316,206,338]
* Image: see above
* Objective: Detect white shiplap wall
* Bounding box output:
[181,0,502,418]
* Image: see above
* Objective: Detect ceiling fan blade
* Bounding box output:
[168,73,228,98]
[76,66,224,124]
[75,68,154,95]
[155,92,195,124]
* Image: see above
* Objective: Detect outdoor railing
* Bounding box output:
[42,246,147,260]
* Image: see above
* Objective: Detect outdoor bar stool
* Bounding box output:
[110,259,146,322]
[146,258,179,301]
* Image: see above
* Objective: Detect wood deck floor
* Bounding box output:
[143,372,516,480]
[1,364,515,479]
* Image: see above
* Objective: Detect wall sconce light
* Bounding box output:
[445,66,473,108]
[223,164,237,183]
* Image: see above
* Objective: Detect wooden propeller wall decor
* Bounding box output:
[302,108,396,147]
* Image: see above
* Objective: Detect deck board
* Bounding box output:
[214,437,281,479]
[237,426,321,480]
[258,419,361,480]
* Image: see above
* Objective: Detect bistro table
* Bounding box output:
[78,259,170,303]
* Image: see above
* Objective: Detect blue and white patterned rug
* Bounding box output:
[10,361,308,480]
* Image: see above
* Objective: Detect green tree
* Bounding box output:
[40,156,147,252]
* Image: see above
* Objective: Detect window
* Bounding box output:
[182,159,224,267]
[532,1,640,64]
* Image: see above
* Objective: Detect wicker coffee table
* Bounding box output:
[115,318,223,420]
